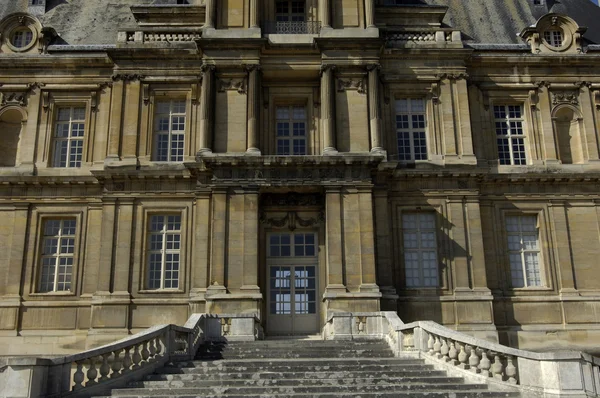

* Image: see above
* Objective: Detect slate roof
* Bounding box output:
[0,0,599,46]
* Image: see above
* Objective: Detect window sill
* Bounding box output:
[29,291,76,297]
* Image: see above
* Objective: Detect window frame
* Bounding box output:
[394,98,429,162]
[493,103,529,166]
[51,106,87,168]
[152,98,187,163]
[275,0,306,22]
[37,218,77,293]
[505,214,545,289]
[267,92,314,155]
[400,211,440,289]
[42,93,94,170]
[141,87,193,165]
[136,204,190,295]
[29,210,84,297]
[146,213,183,291]
[275,105,308,156]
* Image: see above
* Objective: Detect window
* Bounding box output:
[269,233,316,257]
[154,100,186,162]
[39,219,76,293]
[544,29,563,47]
[52,107,86,168]
[276,1,305,22]
[10,28,33,48]
[395,99,427,161]
[402,213,438,288]
[276,106,307,155]
[506,215,543,288]
[494,104,527,165]
[147,215,182,290]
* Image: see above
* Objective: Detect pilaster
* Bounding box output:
[95,199,116,294]
[250,0,259,29]
[325,187,345,292]
[5,204,29,297]
[18,87,41,171]
[549,201,577,293]
[321,65,337,154]
[367,64,383,153]
[209,188,227,290]
[320,0,331,29]
[242,189,260,293]
[113,199,135,295]
[373,189,398,308]
[539,85,559,163]
[120,79,141,166]
[246,65,261,155]
[204,0,216,29]
[579,84,600,161]
[364,0,375,28]
[190,193,211,305]
[198,65,215,154]
[106,78,124,163]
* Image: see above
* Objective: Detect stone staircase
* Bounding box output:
[95,339,521,397]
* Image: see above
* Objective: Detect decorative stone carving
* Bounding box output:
[594,91,600,110]
[111,74,145,82]
[552,91,579,106]
[437,73,469,81]
[142,84,150,105]
[337,78,366,94]
[259,211,325,231]
[218,78,246,94]
[0,92,27,107]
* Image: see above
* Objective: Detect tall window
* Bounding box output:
[276,106,307,155]
[147,215,182,290]
[395,99,427,161]
[506,215,543,288]
[494,104,527,165]
[154,100,186,162]
[52,107,85,168]
[402,213,438,287]
[275,1,305,22]
[39,219,76,293]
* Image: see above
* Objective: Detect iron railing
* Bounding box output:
[263,21,321,35]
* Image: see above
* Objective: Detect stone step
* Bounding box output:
[101,393,519,398]
[132,375,468,388]
[110,382,492,396]
[147,369,448,379]
[197,352,396,359]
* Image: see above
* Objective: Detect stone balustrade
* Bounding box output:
[0,313,262,398]
[324,311,600,397]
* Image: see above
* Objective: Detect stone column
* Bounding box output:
[321,65,337,154]
[96,199,117,294]
[121,79,141,163]
[242,189,260,292]
[107,78,124,161]
[367,64,383,153]
[246,65,261,155]
[365,0,375,28]
[250,0,259,29]
[373,189,398,308]
[204,0,216,29]
[325,187,345,292]
[113,199,134,294]
[320,0,331,29]
[209,189,227,290]
[5,205,29,296]
[198,65,215,154]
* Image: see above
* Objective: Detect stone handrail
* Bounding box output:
[325,311,600,397]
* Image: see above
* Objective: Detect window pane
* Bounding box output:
[402,213,438,288]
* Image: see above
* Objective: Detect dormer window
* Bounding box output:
[543,29,563,47]
[11,28,34,48]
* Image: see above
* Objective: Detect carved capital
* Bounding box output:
[366,63,381,72]
[533,80,551,89]
[244,64,262,73]
[574,81,592,89]
[142,84,150,106]
[200,64,216,74]
[259,211,325,231]
[320,64,337,76]
[112,74,145,82]
[436,72,468,81]
[594,90,600,111]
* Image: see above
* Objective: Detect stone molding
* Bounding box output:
[0,92,27,107]
[218,78,247,94]
[551,91,579,106]
[337,77,366,94]
[259,210,325,231]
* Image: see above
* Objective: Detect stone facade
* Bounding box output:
[1,0,600,356]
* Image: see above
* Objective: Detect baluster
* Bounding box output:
[155,335,163,356]
[149,338,157,360]
[468,345,480,373]
[99,353,111,381]
[86,358,98,386]
[457,343,468,369]
[440,338,450,361]
[433,336,442,358]
[132,344,142,369]
[491,354,504,380]
[505,355,518,384]
[479,350,492,377]
[427,333,435,355]
[73,361,85,390]
[122,347,133,372]
[141,341,150,363]
[448,340,458,365]
[111,349,123,378]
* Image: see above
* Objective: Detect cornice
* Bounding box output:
[0,54,114,69]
